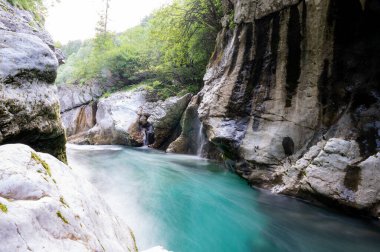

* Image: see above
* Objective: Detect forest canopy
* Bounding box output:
[55,0,223,99]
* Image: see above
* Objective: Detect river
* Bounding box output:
[67,144,380,252]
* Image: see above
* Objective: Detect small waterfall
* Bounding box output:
[142,129,148,146]
[142,124,154,147]
[196,123,207,157]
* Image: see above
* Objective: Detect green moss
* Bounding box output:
[128,227,139,252]
[102,91,111,99]
[228,12,236,30]
[31,152,52,177]
[56,211,69,224]
[60,197,69,208]
[0,203,8,213]
[297,170,307,180]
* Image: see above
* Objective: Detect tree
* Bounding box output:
[96,0,111,35]
[57,0,223,98]
[149,0,223,86]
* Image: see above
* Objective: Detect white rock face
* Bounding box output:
[87,90,148,145]
[0,0,64,63]
[275,138,380,217]
[58,84,103,113]
[0,0,66,161]
[0,144,138,252]
[0,30,58,82]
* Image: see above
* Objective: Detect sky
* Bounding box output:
[45,0,172,44]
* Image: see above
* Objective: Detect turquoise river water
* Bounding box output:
[67,144,380,252]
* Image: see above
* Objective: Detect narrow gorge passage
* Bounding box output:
[1,0,380,250]
[67,145,380,252]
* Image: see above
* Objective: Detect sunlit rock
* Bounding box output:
[0,144,138,251]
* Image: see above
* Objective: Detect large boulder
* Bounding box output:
[0,0,66,162]
[273,138,380,217]
[143,93,192,149]
[87,90,148,145]
[0,144,138,251]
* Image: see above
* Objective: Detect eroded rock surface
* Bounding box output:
[62,89,191,148]
[273,139,380,217]
[0,144,138,251]
[58,84,103,113]
[0,0,66,161]
[170,0,380,217]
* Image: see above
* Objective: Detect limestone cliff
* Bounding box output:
[0,0,66,161]
[169,0,380,218]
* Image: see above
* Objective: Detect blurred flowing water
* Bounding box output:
[67,144,380,252]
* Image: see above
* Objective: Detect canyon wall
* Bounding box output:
[0,0,66,161]
[170,0,380,218]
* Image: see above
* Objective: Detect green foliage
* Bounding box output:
[57,0,223,98]
[60,40,82,58]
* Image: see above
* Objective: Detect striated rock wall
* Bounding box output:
[0,0,66,161]
[170,0,380,217]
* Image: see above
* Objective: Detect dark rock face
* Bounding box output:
[0,0,66,162]
[170,0,380,218]
[282,137,294,156]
